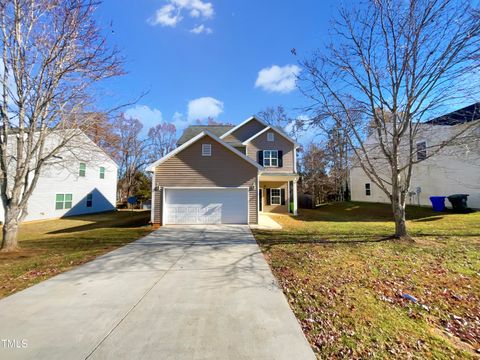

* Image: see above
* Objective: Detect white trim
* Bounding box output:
[287,180,290,214]
[220,116,269,139]
[151,177,155,224]
[293,148,297,173]
[247,187,250,224]
[256,175,260,216]
[162,187,165,225]
[293,179,298,215]
[242,125,300,148]
[146,130,264,172]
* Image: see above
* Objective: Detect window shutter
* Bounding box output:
[281,189,286,205]
[266,188,271,205]
[257,150,264,166]
[278,150,283,167]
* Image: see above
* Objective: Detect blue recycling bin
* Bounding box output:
[429,196,446,212]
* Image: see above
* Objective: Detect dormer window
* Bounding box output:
[202,144,212,156]
[267,132,274,142]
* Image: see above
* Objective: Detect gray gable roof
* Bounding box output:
[425,103,480,126]
[177,125,234,145]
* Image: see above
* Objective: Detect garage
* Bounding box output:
[164,188,248,225]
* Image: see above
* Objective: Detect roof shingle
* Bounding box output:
[177,125,234,145]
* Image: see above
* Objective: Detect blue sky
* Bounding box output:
[95,0,338,138]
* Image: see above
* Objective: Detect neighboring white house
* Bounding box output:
[0,131,118,223]
[350,104,480,209]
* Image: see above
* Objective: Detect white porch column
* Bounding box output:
[293,179,298,215]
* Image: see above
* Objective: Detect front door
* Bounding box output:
[259,189,263,212]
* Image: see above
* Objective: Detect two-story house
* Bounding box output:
[147,116,300,225]
[0,130,118,223]
[350,103,480,209]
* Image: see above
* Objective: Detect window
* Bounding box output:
[263,150,278,167]
[267,132,275,142]
[86,193,93,208]
[79,163,86,177]
[365,183,371,196]
[416,141,427,161]
[270,188,281,205]
[202,144,212,156]
[99,167,105,179]
[55,194,73,210]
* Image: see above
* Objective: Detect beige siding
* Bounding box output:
[247,131,295,173]
[152,135,258,224]
[261,181,288,213]
[223,118,266,143]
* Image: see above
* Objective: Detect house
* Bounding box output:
[350,103,480,209]
[147,117,300,225]
[0,131,118,223]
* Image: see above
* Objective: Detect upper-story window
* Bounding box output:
[79,163,86,177]
[267,132,275,142]
[202,144,212,156]
[263,150,278,167]
[416,141,427,161]
[99,166,105,179]
[365,183,371,196]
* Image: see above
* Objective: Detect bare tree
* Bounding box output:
[257,105,290,129]
[147,122,176,160]
[0,0,122,251]
[299,0,480,239]
[114,114,148,203]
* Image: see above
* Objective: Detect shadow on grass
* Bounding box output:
[297,202,473,223]
[48,211,150,235]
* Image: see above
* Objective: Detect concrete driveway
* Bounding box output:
[0,225,315,360]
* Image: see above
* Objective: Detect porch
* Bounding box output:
[258,173,298,215]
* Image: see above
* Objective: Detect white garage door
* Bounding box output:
[164,188,248,225]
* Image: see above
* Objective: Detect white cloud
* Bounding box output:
[255,64,301,94]
[188,97,224,120]
[149,0,214,27]
[148,4,183,27]
[190,24,212,34]
[124,105,163,132]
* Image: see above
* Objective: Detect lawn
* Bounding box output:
[0,210,152,299]
[253,202,480,359]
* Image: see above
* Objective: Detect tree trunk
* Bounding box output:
[391,171,410,240]
[1,210,20,252]
[392,200,408,238]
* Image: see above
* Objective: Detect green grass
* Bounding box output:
[0,210,152,299]
[253,202,480,359]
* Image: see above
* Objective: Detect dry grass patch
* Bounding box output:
[254,202,480,359]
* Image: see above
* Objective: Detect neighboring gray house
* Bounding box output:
[0,131,118,223]
[350,104,480,209]
[147,117,300,225]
